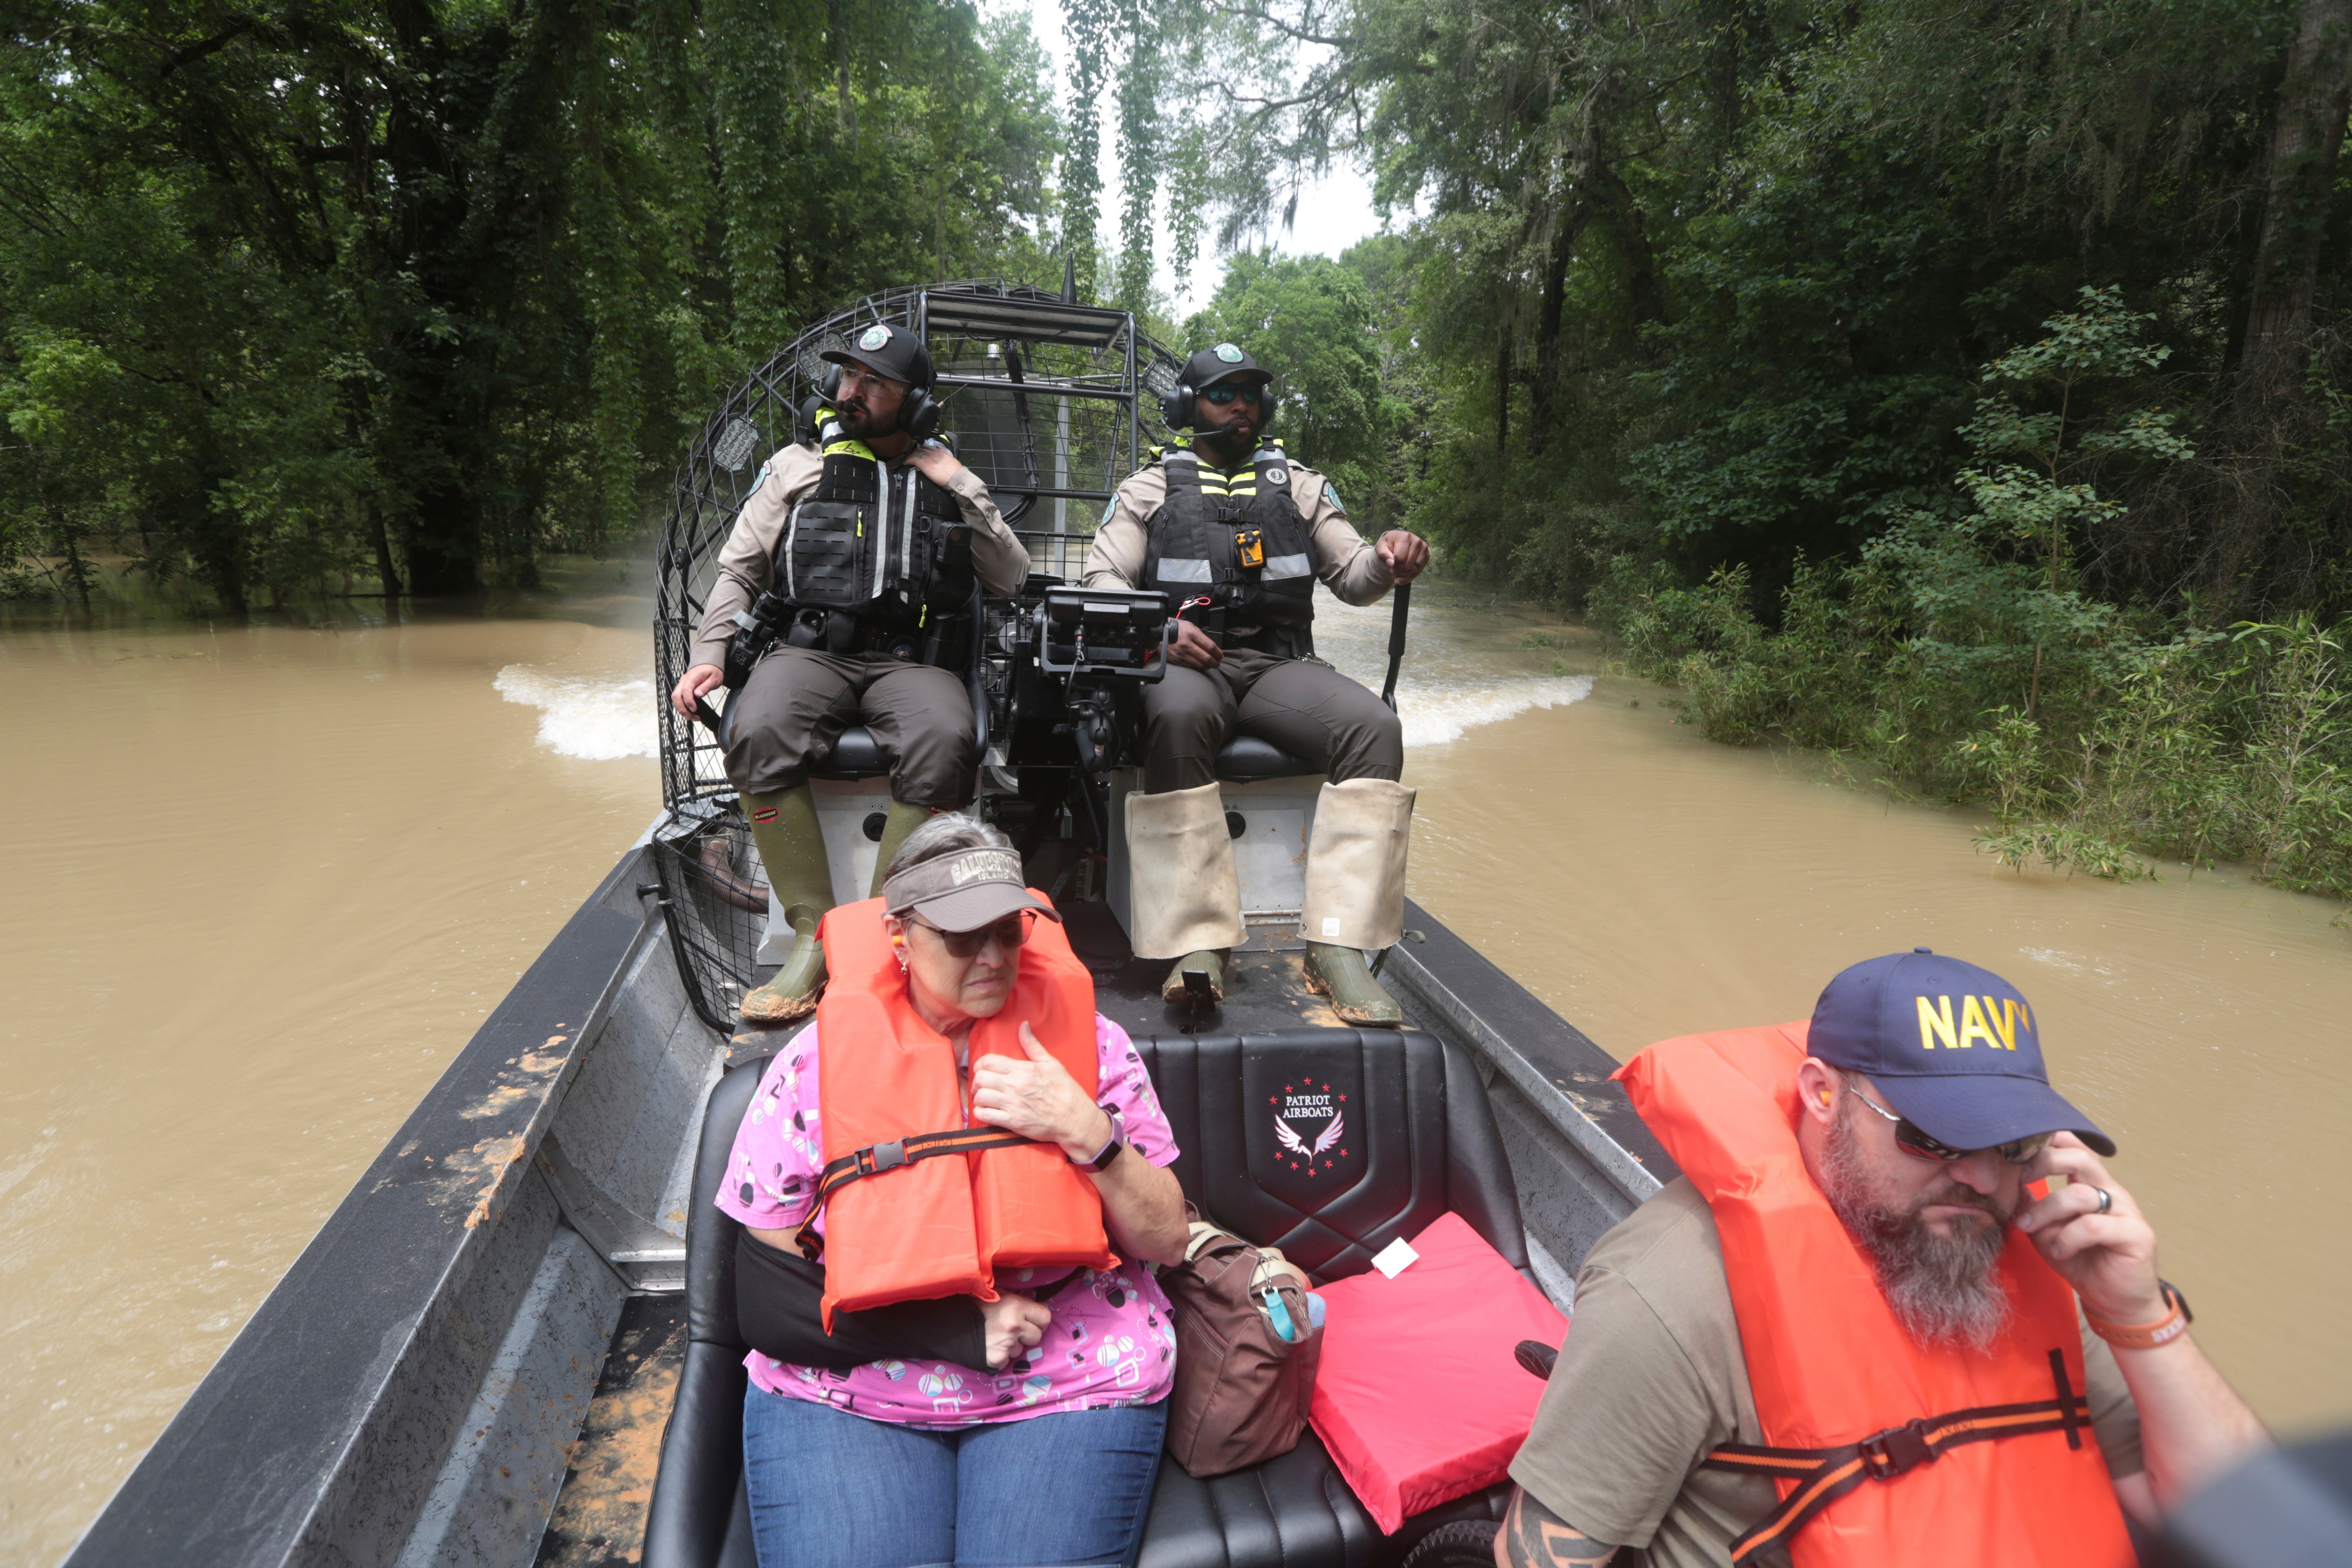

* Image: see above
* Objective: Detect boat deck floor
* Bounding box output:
[535,1296,688,1568]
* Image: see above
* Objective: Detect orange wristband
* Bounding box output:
[2085,1283,2193,1350]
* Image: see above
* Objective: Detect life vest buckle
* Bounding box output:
[861,1138,909,1175]
[1856,1418,1936,1479]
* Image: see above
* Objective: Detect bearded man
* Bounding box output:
[1496,950,2267,1568]
[670,324,1027,1023]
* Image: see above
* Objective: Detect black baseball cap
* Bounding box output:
[1179,342,1273,393]
[1808,949,2115,1156]
[821,321,934,388]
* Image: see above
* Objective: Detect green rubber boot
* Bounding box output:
[739,785,832,1025]
[1159,949,1227,1006]
[1303,942,1403,1025]
[868,800,938,897]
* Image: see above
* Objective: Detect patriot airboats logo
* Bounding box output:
[1271,1080,1351,1176]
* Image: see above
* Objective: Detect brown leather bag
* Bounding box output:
[1159,1211,1324,1478]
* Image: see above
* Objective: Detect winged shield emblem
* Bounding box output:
[1274,1111,1344,1158]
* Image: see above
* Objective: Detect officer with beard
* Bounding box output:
[1495,951,2268,1568]
[1082,343,1430,1021]
[670,324,1027,1023]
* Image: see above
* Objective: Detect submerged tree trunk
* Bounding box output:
[372,505,403,599]
[2239,0,2352,402]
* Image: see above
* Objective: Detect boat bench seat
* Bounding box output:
[644,1027,1528,1568]
[821,727,1316,783]
[1214,734,1322,781]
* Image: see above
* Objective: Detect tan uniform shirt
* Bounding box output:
[1507,1178,2144,1567]
[1079,457,1394,619]
[689,443,1026,670]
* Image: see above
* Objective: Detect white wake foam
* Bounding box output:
[494,666,657,760]
[1393,675,1595,748]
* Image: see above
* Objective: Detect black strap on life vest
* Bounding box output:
[1700,1348,2091,1564]
[792,1125,1040,1259]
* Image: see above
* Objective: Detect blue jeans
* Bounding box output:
[742,1384,1168,1568]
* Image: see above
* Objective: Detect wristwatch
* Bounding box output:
[1078,1108,1127,1172]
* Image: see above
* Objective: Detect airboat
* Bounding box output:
[61,282,1677,1568]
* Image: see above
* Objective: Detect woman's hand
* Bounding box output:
[971,1023,1112,1160]
[981,1291,1053,1371]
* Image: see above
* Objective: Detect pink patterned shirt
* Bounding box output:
[716,1014,1181,1426]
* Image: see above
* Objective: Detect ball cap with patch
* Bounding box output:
[1180,341,1274,392]
[1807,949,2115,1156]
[821,321,934,389]
[880,846,1061,933]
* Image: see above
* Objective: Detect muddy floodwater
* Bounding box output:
[5,571,2349,1561]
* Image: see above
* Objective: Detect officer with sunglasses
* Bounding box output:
[1495,950,2268,1568]
[1082,343,1431,1022]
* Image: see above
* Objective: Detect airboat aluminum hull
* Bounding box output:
[60,845,1675,1568]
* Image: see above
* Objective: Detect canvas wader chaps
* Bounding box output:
[1123,783,1247,1002]
[1299,778,1416,1025]
[1123,777,1416,1022]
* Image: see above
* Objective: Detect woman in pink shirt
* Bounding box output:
[718,815,1189,1568]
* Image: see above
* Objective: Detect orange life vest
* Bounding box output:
[1613,1022,2135,1568]
[809,895,1116,1330]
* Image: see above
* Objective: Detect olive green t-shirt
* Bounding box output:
[1506,1178,2143,1568]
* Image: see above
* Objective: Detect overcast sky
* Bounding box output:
[1012,0,1386,318]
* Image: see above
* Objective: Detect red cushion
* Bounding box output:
[1306,1212,1568,1533]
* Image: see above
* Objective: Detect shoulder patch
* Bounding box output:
[753,461,770,489]
[1099,498,1116,528]
[1323,481,1344,512]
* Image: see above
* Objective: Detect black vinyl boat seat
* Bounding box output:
[1214,734,1322,782]
[645,1027,1528,1568]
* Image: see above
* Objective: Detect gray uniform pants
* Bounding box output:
[725,647,974,806]
[1140,648,1404,794]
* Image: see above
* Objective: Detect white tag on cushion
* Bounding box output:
[1370,1237,1420,1278]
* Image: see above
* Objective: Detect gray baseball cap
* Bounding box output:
[880,846,1059,932]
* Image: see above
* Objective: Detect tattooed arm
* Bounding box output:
[1494,1486,1618,1568]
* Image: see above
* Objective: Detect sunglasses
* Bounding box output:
[1200,384,1262,406]
[910,910,1034,959]
[1843,1081,2054,1165]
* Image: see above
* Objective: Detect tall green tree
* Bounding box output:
[0,0,1064,609]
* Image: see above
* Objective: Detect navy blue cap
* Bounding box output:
[1808,949,2114,1156]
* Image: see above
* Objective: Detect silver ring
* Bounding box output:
[2092,1187,2112,1215]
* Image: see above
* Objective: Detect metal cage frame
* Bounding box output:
[650,279,1187,1029]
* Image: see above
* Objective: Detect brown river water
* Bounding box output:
[4,571,2348,1562]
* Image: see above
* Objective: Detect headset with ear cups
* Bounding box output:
[1160,381,1197,430]
[820,360,940,443]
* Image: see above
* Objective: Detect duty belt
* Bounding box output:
[1699,1348,2094,1564]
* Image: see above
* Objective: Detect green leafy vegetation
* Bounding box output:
[1127,0,2352,899]
[0,0,1063,610]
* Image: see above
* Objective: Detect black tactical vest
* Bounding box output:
[1137,441,1316,657]
[768,415,975,652]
